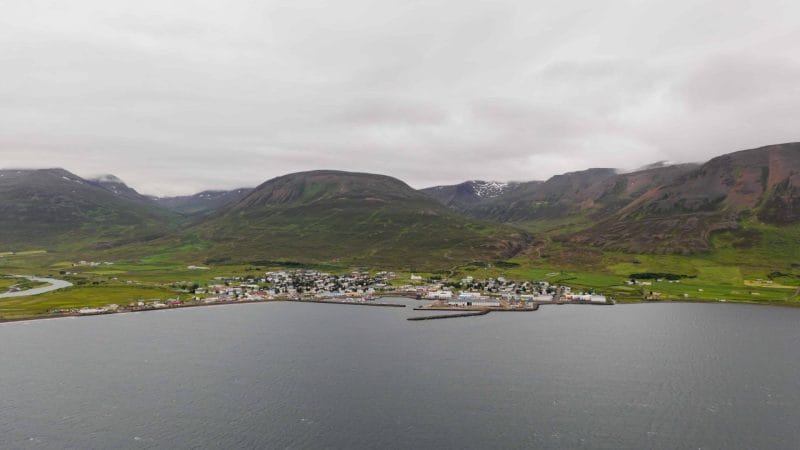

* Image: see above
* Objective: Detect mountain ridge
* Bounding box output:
[1,143,797,265]
[0,169,180,250]
[188,170,529,268]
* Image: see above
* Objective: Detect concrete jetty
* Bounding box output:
[408,310,491,321]
[413,302,541,312]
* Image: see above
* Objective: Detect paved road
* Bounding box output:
[0,276,73,298]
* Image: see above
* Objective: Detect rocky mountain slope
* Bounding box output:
[573,143,800,253]
[424,143,799,254]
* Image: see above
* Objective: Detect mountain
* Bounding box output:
[87,175,249,217]
[574,143,800,253]
[422,180,518,211]
[192,170,528,268]
[425,143,799,254]
[87,174,154,204]
[154,188,251,216]
[424,165,697,223]
[0,169,179,250]
[2,143,795,264]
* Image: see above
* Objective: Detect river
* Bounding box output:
[1,299,799,449]
[0,275,72,298]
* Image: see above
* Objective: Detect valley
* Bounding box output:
[0,143,798,320]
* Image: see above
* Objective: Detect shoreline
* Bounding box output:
[0,297,408,325]
[1,295,796,325]
[615,297,800,307]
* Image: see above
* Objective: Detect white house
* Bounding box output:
[590,295,608,304]
[472,300,500,307]
[426,290,453,300]
[458,292,483,300]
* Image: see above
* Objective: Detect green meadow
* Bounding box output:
[0,222,798,321]
[0,285,177,320]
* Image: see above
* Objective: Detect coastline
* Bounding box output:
[615,297,800,307]
[0,297,409,325]
[1,294,797,325]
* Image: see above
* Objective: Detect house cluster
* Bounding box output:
[625,279,682,286]
[262,270,396,299]
[195,282,272,302]
[560,291,609,304]
[59,260,115,275]
[447,292,501,307]
[193,270,398,301]
[57,299,183,316]
[405,275,608,306]
[49,270,609,319]
[74,260,114,267]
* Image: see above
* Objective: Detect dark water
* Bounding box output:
[2,300,800,449]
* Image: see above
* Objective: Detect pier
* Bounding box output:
[413,302,542,312]
[408,309,491,321]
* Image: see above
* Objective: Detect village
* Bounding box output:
[415,274,609,310]
[49,270,610,318]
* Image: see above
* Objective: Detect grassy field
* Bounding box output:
[0,285,177,320]
[1,228,798,321]
[0,276,49,293]
[0,278,17,291]
[447,240,799,306]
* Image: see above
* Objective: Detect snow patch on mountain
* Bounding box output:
[92,174,124,183]
[470,180,510,198]
[61,176,84,184]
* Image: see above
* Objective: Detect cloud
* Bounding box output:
[0,0,798,195]
[677,55,800,109]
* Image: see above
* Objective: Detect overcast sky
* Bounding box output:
[1,0,799,195]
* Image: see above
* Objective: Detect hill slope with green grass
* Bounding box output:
[190,170,529,269]
[0,169,181,251]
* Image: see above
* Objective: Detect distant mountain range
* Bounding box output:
[0,169,179,249]
[1,143,797,267]
[424,143,800,254]
[151,189,252,217]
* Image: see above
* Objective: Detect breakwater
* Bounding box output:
[408,310,491,321]
[413,302,542,312]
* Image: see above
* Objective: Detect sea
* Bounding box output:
[1,298,799,449]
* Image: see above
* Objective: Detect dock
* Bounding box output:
[413,302,542,312]
[407,310,491,321]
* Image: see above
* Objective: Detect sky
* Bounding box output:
[1,0,799,196]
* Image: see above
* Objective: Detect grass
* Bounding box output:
[0,285,177,320]
[0,276,49,293]
[1,219,798,321]
[0,278,18,291]
[488,247,799,304]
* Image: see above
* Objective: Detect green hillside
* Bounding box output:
[190,170,529,269]
[0,169,180,252]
